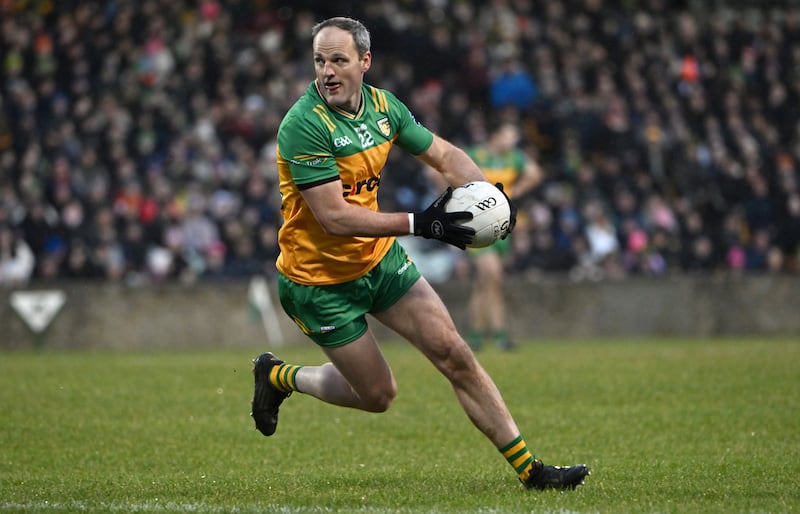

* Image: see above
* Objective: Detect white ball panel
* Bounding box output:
[445,181,511,248]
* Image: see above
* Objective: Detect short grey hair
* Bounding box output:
[311,17,371,57]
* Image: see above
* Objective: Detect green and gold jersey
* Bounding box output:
[276,80,434,285]
[466,146,525,190]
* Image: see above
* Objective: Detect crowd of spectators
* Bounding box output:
[2,0,800,287]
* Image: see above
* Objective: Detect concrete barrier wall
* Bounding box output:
[2,275,799,350]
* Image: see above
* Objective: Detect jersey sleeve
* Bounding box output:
[277,111,340,189]
[384,90,434,155]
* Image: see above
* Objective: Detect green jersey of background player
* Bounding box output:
[250,16,589,491]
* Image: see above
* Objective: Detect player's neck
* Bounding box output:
[337,91,363,114]
[315,80,363,114]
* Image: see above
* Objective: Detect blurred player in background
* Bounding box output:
[465,121,543,350]
[250,16,588,491]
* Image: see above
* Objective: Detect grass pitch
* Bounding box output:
[1,338,798,513]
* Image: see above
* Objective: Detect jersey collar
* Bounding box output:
[313,80,365,119]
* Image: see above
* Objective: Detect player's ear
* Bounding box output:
[361,51,372,73]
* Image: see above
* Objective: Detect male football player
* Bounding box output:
[251,16,589,491]
[465,121,543,350]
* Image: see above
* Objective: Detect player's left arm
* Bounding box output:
[416,134,488,188]
[510,152,544,199]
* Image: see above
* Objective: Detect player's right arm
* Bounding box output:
[300,179,411,237]
[302,179,473,249]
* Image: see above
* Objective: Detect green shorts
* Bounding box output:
[468,235,511,257]
[277,241,422,347]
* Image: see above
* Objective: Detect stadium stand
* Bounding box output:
[1,0,799,286]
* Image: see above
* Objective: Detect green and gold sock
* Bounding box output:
[269,363,302,393]
[499,435,535,481]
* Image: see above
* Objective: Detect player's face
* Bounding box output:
[496,125,520,151]
[313,27,371,112]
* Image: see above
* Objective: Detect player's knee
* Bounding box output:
[366,386,396,412]
[362,384,396,412]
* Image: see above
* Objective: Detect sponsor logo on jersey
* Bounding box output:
[342,175,381,197]
[377,117,391,137]
[290,154,326,167]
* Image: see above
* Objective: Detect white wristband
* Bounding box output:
[408,212,414,235]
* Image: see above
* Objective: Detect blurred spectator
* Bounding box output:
[582,199,621,274]
[0,225,35,287]
[490,57,539,112]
